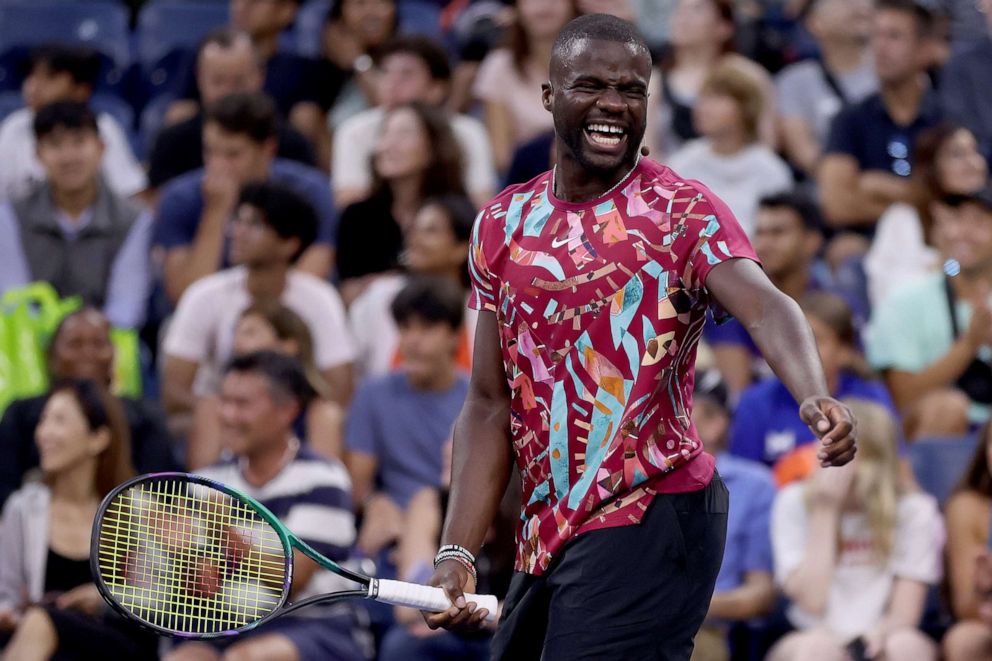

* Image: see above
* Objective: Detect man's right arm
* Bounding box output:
[425,310,513,629]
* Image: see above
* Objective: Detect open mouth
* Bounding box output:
[584,122,627,150]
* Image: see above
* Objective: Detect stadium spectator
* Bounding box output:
[0,44,146,202]
[166,351,364,661]
[188,301,345,468]
[775,0,877,177]
[320,0,398,131]
[705,192,825,395]
[768,399,942,661]
[867,186,992,435]
[667,61,792,236]
[652,0,776,158]
[818,0,942,229]
[691,369,776,661]
[349,194,475,381]
[0,307,177,510]
[0,379,157,659]
[161,182,353,429]
[344,277,469,558]
[940,0,992,160]
[332,36,495,209]
[169,0,329,159]
[472,0,576,172]
[147,28,316,192]
[336,102,467,301]
[154,91,335,304]
[866,123,989,309]
[731,293,894,476]
[0,102,151,330]
[943,421,992,661]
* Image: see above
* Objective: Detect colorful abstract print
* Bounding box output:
[468,159,757,575]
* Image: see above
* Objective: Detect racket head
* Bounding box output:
[91,472,294,638]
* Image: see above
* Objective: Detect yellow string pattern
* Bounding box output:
[95,478,288,635]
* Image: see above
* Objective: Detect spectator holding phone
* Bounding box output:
[768,399,942,661]
[943,421,992,661]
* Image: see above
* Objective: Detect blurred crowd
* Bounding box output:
[0,0,990,659]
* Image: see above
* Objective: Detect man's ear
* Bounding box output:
[541,82,553,113]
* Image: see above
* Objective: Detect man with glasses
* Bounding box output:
[818,0,942,230]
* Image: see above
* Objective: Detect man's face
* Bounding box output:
[544,38,651,176]
[377,53,442,108]
[228,202,296,267]
[203,122,272,183]
[197,40,263,107]
[933,201,992,273]
[230,0,298,40]
[753,206,819,279]
[809,0,874,43]
[36,127,104,194]
[218,372,296,456]
[22,64,88,110]
[397,317,460,385]
[872,9,926,83]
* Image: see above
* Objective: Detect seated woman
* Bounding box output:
[335,101,467,304]
[730,291,895,479]
[349,194,476,381]
[769,399,942,661]
[0,307,177,509]
[943,422,992,661]
[0,378,157,659]
[187,301,344,469]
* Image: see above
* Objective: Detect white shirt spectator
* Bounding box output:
[667,140,793,235]
[772,483,944,642]
[331,107,496,204]
[164,266,355,383]
[0,108,147,201]
[864,202,939,309]
[776,58,877,147]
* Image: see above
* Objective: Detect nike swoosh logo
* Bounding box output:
[550,236,573,248]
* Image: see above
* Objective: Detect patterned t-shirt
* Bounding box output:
[469,158,758,575]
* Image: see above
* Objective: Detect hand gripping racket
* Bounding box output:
[90,472,497,638]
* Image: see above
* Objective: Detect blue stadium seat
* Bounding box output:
[0,1,129,70]
[293,0,331,59]
[398,0,443,40]
[906,434,979,507]
[136,0,229,72]
[0,90,24,123]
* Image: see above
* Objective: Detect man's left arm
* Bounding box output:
[104,210,153,329]
[706,258,856,467]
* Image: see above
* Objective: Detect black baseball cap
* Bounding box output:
[693,368,730,412]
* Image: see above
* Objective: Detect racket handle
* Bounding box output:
[371,578,498,623]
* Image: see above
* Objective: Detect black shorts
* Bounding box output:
[491,473,729,661]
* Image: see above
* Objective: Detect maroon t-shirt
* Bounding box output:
[469,158,758,574]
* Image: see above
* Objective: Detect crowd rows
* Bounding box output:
[0,0,991,659]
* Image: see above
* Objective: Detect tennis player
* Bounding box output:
[424,13,858,659]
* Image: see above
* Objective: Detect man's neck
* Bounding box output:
[880,74,927,126]
[407,365,458,392]
[242,435,297,488]
[52,181,99,221]
[708,132,747,156]
[246,262,290,300]
[820,39,868,74]
[772,267,811,302]
[253,34,279,62]
[553,151,639,203]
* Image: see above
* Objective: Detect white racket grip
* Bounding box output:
[371,578,498,622]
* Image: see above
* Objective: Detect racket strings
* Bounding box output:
[95,478,289,634]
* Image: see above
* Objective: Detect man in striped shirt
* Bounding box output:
[166,351,364,661]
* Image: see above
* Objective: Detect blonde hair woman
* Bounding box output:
[769,399,942,661]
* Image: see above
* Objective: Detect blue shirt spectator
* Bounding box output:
[941,35,992,160]
[713,453,775,594]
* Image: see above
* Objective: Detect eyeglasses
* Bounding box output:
[888,135,912,177]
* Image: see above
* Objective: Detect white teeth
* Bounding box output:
[588,132,621,146]
[586,123,624,135]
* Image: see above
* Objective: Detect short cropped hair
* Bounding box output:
[237,182,319,262]
[875,0,934,36]
[377,36,452,82]
[33,101,99,140]
[196,26,257,61]
[27,44,101,88]
[551,13,650,61]
[758,191,824,233]
[224,350,316,409]
[204,91,278,143]
[390,276,465,330]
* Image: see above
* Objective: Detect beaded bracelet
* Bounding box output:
[437,544,477,565]
[434,553,477,581]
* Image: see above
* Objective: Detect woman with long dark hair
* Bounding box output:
[0,379,155,660]
[336,101,466,303]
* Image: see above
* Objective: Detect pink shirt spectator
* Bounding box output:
[469,158,757,574]
[472,48,554,149]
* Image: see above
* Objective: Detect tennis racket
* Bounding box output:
[90,472,497,638]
